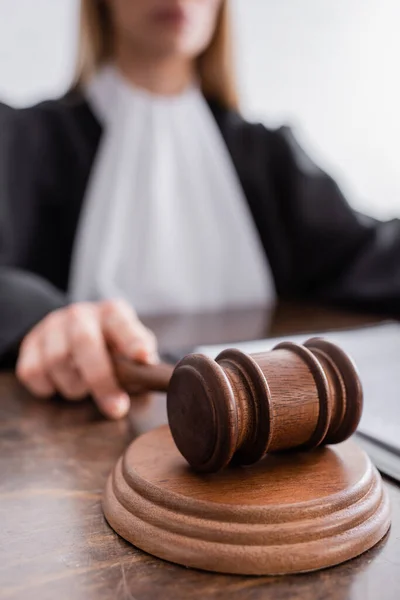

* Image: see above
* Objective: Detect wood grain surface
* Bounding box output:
[166,337,363,472]
[1,303,399,600]
[103,426,390,575]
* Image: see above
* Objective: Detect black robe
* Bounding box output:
[1,89,400,366]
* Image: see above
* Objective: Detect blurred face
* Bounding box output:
[106,0,223,60]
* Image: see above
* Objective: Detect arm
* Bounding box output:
[0,104,157,420]
[271,126,400,315]
[0,110,66,367]
[0,268,66,366]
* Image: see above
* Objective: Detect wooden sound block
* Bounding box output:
[103,425,391,576]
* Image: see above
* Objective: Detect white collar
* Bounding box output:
[69,65,275,314]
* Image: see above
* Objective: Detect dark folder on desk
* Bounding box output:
[196,322,400,482]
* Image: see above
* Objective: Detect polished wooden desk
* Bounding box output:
[1,303,399,600]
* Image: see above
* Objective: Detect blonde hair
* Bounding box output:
[74,0,239,110]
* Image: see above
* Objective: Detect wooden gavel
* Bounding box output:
[113,337,363,472]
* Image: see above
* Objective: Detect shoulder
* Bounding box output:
[208,99,324,177]
[0,90,102,207]
[5,89,97,124]
[207,98,292,162]
[208,98,277,140]
[1,89,101,160]
[0,101,13,118]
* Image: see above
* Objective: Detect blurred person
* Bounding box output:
[1,0,400,419]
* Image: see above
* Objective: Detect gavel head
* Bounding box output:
[166,338,363,473]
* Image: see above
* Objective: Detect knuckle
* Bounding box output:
[16,360,35,383]
[67,303,85,321]
[43,309,62,328]
[19,329,37,352]
[113,297,131,312]
[16,363,52,397]
[45,349,67,370]
[67,305,100,349]
[67,302,93,325]
[105,298,134,317]
[16,349,40,383]
[70,321,98,348]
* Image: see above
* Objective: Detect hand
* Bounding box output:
[16,299,158,419]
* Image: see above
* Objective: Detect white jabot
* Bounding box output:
[68,65,276,315]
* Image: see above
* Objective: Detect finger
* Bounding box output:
[67,304,130,419]
[41,312,88,400]
[100,299,158,363]
[16,326,55,397]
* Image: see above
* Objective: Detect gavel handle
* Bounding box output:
[112,354,174,394]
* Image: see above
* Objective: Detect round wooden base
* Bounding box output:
[103,426,390,575]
